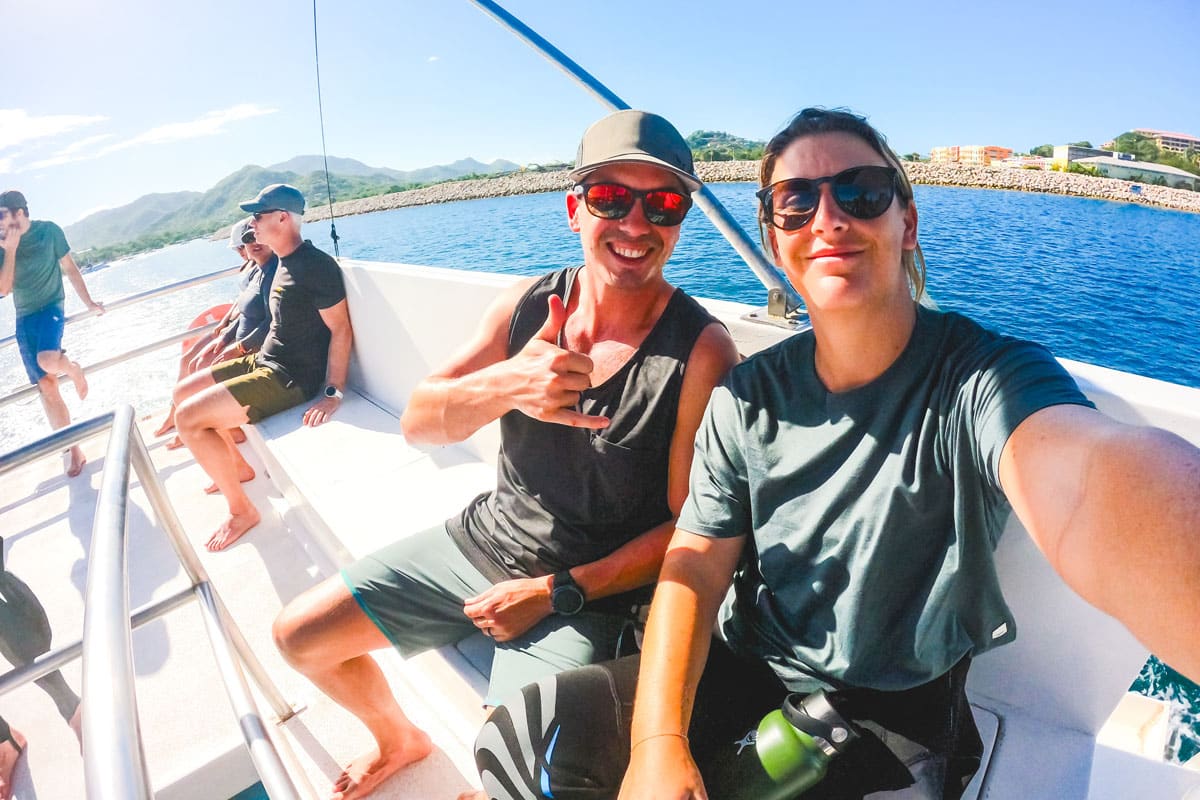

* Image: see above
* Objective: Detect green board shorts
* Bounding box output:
[210,354,308,424]
[342,523,633,706]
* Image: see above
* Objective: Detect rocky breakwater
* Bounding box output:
[305,170,574,222]
[303,160,1200,224]
[903,162,1200,214]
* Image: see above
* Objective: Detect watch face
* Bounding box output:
[552,585,585,615]
[325,386,338,397]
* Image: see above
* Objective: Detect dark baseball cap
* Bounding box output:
[569,110,701,193]
[0,190,28,211]
[238,183,306,215]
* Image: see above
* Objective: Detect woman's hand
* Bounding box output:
[619,735,706,800]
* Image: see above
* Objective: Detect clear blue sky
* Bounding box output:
[4,0,1197,225]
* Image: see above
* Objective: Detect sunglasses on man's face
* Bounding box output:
[251,209,282,221]
[757,166,899,231]
[574,183,692,227]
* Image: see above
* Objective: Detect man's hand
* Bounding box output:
[508,294,610,429]
[303,395,340,427]
[462,576,554,641]
[87,299,105,315]
[2,224,22,251]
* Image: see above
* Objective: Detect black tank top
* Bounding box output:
[447,267,719,588]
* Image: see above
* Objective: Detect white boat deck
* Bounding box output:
[0,414,485,800]
[4,260,1200,799]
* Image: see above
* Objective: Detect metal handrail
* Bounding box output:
[467,0,804,317]
[0,409,303,800]
[0,263,241,353]
[0,319,222,411]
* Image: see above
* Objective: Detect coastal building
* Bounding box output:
[1075,156,1200,190]
[1052,145,1123,169]
[1133,129,1200,154]
[930,145,1013,166]
[996,155,1053,170]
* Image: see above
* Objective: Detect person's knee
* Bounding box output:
[36,373,60,395]
[172,378,198,408]
[272,599,327,669]
[174,399,204,436]
[35,351,59,373]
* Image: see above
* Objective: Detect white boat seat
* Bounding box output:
[248,387,498,723]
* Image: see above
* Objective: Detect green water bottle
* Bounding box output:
[752,690,857,800]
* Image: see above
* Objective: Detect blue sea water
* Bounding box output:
[2,183,1199,761]
[325,183,1200,390]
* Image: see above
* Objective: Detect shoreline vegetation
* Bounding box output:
[299,160,1200,227]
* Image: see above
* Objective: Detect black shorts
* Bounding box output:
[474,639,982,800]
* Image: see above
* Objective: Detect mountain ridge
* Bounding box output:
[65,155,522,254]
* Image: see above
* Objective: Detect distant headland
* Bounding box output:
[303,160,1200,225]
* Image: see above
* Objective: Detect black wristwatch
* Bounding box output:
[323,384,344,400]
[551,570,586,616]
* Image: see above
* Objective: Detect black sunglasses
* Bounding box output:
[574,182,693,227]
[251,209,282,220]
[757,166,899,231]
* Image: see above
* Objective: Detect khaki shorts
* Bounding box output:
[210,355,308,423]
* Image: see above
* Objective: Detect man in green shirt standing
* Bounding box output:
[0,190,104,477]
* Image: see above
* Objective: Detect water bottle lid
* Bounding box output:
[781,690,859,757]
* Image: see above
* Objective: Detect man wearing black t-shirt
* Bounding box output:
[174,184,353,551]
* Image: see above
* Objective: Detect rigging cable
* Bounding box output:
[311,0,340,258]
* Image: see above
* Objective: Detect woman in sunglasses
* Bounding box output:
[472,109,1200,800]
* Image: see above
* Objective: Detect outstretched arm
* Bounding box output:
[462,323,739,640]
[59,253,104,312]
[400,278,611,445]
[1000,403,1200,680]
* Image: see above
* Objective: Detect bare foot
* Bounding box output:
[330,731,433,800]
[456,792,487,800]
[69,702,83,751]
[0,728,27,800]
[65,446,87,478]
[205,507,261,552]
[203,465,256,495]
[231,426,247,444]
[165,436,185,450]
[64,359,88,400]
[152,416,176,437]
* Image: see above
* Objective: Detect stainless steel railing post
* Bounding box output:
[3,408,305,798]
[81,405,153,800]
[128,429,297,722]
[195,582,304,800]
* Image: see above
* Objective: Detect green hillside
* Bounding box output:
[67,191,201,253]
[688,130,765,162]
[67,135,761,264]
[66,156,521,262]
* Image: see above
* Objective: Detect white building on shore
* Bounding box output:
[1075,156,1200,191]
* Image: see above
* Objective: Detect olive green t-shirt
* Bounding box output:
[1,220,69,317]
[678,306,1093,692]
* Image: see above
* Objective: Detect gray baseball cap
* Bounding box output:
[569,110,701,193]
[238,183,306,215]
[229,217,254,248]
